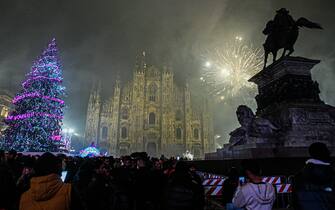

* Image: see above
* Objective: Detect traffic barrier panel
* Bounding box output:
[202,178,225,186]
[197,171,225,179]
[262,176,282,185]
[200,171,293,209]
[276,184,292,194]
[204,185,223,196]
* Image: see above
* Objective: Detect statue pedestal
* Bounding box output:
[209,56,335,159]
[250,56,335,149]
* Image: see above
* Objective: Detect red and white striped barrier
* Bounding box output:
[197,171,225,179]
[202,178,225,186]
[262,176,282,185]
[206,174,224,179]
[276,184,292,193]
[204,185,223,196]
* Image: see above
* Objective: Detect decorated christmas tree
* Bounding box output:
[2,38,65,152]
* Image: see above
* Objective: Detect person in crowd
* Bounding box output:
[19,152,82,210]
[233,160,275,210]
[16,155,35,195]
[292,142,335,210]
[222,167,243,210]
[110,157,135,210]
[0,162,17,210]
[6,149,21,182]
[0,149,5,164]
[164,161,204,210]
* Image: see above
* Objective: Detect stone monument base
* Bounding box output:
[206,56,335,160]
[206,145,335,160]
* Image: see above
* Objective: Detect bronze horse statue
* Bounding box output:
[263,8,322,68]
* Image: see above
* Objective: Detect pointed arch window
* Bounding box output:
[148,83,158,102]
[176,128,182,139]
[102,126,108,139]
[121,127,128,138]
[193,128,199,139]
[121,108,128,119]
[149,112,155,125]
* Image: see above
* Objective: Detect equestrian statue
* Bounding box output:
[263,8,323,68]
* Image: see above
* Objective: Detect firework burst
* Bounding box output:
[200,36,263,102]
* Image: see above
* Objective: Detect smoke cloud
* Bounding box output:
[0,0,334,145]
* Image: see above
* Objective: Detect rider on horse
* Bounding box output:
[262,8,322,68]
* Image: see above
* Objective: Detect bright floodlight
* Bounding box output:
[69,128,74,133]
[63,128,69,133]
[205,61,211,68]
[235,36,243,41]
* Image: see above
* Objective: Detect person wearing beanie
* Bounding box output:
[19,152,81,210]
[292,142,335,210]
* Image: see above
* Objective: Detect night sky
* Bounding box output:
[1,0,334,145]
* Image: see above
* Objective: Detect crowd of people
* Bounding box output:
[0,142,334,210]
[221,142,335,210]
[0,151,204,210]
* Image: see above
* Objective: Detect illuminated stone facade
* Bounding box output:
[85,53,215,158]
[0,91,13,134]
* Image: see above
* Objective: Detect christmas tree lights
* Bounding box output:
[1,38,66,152]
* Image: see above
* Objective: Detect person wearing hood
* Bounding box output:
[232,160,275,210]
[292,142,335,210]
[19,152,82,210]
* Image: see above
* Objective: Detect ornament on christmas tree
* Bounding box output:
[1,38,66,152]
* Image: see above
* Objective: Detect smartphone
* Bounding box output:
[239,176,246,185]
[61,171,67,182]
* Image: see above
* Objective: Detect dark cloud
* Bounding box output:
[0,0,334,143]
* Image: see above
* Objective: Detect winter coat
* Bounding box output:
[222,178,239,205]
[292,159,335,210]
[20,174,71,210]
[232,182,275,210]
[0,165,17,210]
[164,172,204,210]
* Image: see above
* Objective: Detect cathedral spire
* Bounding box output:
[135,50,147,73]
[89,80,101,103]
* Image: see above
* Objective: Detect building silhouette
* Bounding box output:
[85,52,215,158]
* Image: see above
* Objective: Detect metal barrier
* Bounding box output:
[198,171,293,209]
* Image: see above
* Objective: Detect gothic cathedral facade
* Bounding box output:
[85,53,215,158]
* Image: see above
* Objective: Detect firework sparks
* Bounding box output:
[200,36,263,102]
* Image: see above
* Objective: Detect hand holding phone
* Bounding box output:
[61,171,67,182]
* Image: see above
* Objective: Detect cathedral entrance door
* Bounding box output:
[147,142,157,157]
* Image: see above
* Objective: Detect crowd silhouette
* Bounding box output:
[0,151,204,210]
[0,142,334,210]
